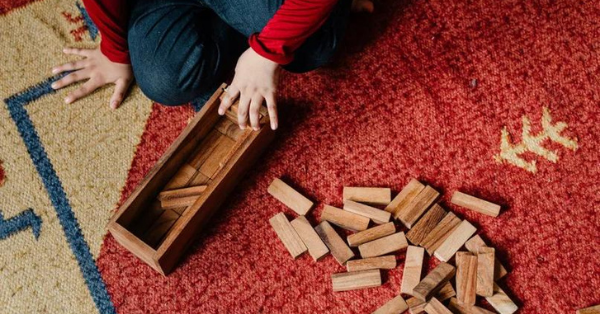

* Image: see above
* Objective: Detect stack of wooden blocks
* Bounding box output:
[268,178,519,314]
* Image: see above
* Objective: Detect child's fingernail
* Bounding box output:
[51,83,57,89]
[253,127,259,131]
[51,68,58,74]
[65,97,72,104]
[110,101,117,109]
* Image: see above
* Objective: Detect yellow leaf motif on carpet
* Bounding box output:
[494,107,578,173]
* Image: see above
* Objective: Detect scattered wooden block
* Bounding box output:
[267,178,314,215]
[160,195,200,211]
[465,235,508,280]
[385,179,425,218]
[290,216,329,261]
[412,262,456,301]
[158,185,207,201]
[331,269,382,292]
[396,185,440,228]
[343,187,391,206]
[315,221,355,265]
[421,212,462,255]
[406,204,446,245]
[423,297,452,314]
[485,283,518,314]
[434,220,477,262]
[455,252,477,305]
[269,213,307,259]
[164,163,197,190]
[451,191,501,217]
[143,208,180,248]
[476,247,495,297]
[346,255,396,272]
[401,246,425,295]
[578,305,600,314]
[407,297,427,314]
[448,298,495,314]
[358,232,408,258]
[373,295,409,314]
[343,200,391,224]
[321,204,370,231]
[347,222,396,247]
[436,282,456,301]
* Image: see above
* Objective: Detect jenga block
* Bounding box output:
[158,185,207,201]
[164,164,197,190]
[188,171,210,186]
[269,213,307,259]
[198,135,236,178]
[412,262,456,301]
[214,117,245,140]
[188,130,223,169]
[421,212,462,255]
[407,297,427,314]
[321,205,370,231]
[385,179,425,217]
[406,204,446,245]
[423,297,452,314]
[358,232,408,258]
[344,200,391,224]
[448,298,495,314]
[267,178,314,215]
[290,216,329,261]
[476,247,495,297]
[485,284,518,314]
[436,282,456,301]
[372,295,409,314]
[143,208,180,248]
[160,195,200,211]
[401,246,425,295]
[331,269,382,292]
[315,221,354,265]
[434,220,477,262]
[347,222,396,247]
[578,305,600,314]
[396,185,440,228]
[451,191,501,217]
[455,252,477,305]
[343,187,391,205]
[465,235,508,280]
[346,255,396,272]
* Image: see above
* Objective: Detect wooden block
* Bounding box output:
[407,297,427,314]
[315,221,354,265]
[358,232,408,258]
[143,208,180,248]
[448,298,495,314]
[401,246,425,295]
[158,185,207,201]
[321,205,370,232]
[396,185,440,228]
[290,216,329,261]
[267,178,314,215]
[485,284,518,314]
[160,195,200,211]
[347,222,395,247]
[578,305,600,314]
[331,269,382,292]
[412,262,456,301]
[451,191,501,217]
[455,252,477,305]
[385,179,425,217]
[372,295,408,314]
[214,117,245,140]
[164,164,197,190]
[424,297,452,314]
[436,282,456,301]
[465,235,508,280]
[344,199,391,224]
[188,171,210,186]
[269,213,307,259]
[421,212,462,255]
[343,187,391,205]
[476,247,495,297]
[187,129,223,169]
[198,134,236,178]
[346,255,396,272]
[406,204,446,245]
[434,220,477,262]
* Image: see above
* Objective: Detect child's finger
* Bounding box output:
[265,94,278,130]
[219,85,240,115]
[65,79,101,104]
[51,70,89,90]
[237,91,251,129]
[249,94,264,131]
[52,60,86,74]
[109,79,131,110]
[63,47,92,57]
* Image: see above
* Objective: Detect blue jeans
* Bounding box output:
[127,0,351,106]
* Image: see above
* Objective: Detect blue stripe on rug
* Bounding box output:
[76,1,98,41]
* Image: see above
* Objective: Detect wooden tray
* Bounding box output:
[108,83,275,275]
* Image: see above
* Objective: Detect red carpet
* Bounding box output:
[97,0,600,313]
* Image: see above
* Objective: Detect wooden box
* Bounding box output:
[108,84,274,275]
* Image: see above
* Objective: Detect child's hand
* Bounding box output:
[51,47,133,109]
[218,48,280,131]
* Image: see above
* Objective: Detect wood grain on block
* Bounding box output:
[315,221,354,265]
[372,295,408,314]
[198,134,236,178]
[143,208,180,248]
[188,171,210,186]
[434,220,477,262]
[321,204,370,231]
[164,163,197,190]
[448,298,495,314]
[187,129,223,169]
[343,199,391,224]
[396,185,440,228]
[407,297,427,314]
[358,232,408,258]
[455,252,477,305]
[347,222,395,247]
[385,179,425,217]
[421,212,462,255]
[290,216,329,261]
[465,235,508,280]
[578,305,600,314]
[331,269,382,292]
[406,204,446,245]
[267,178,314,215]
[485,284,518,314]
[129,201,164,237]
[476,247,495,297]
[451,191,501,217]
[346,255,396,272]
[423,297,452,314]
[160,195,200,210]
[401,246,425,295]
[214,117,245,140]
[343,187,391,205]
[436,282,456,301]
[412,262,456,301]
[269,213,307,259]
[158,185,207,201]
